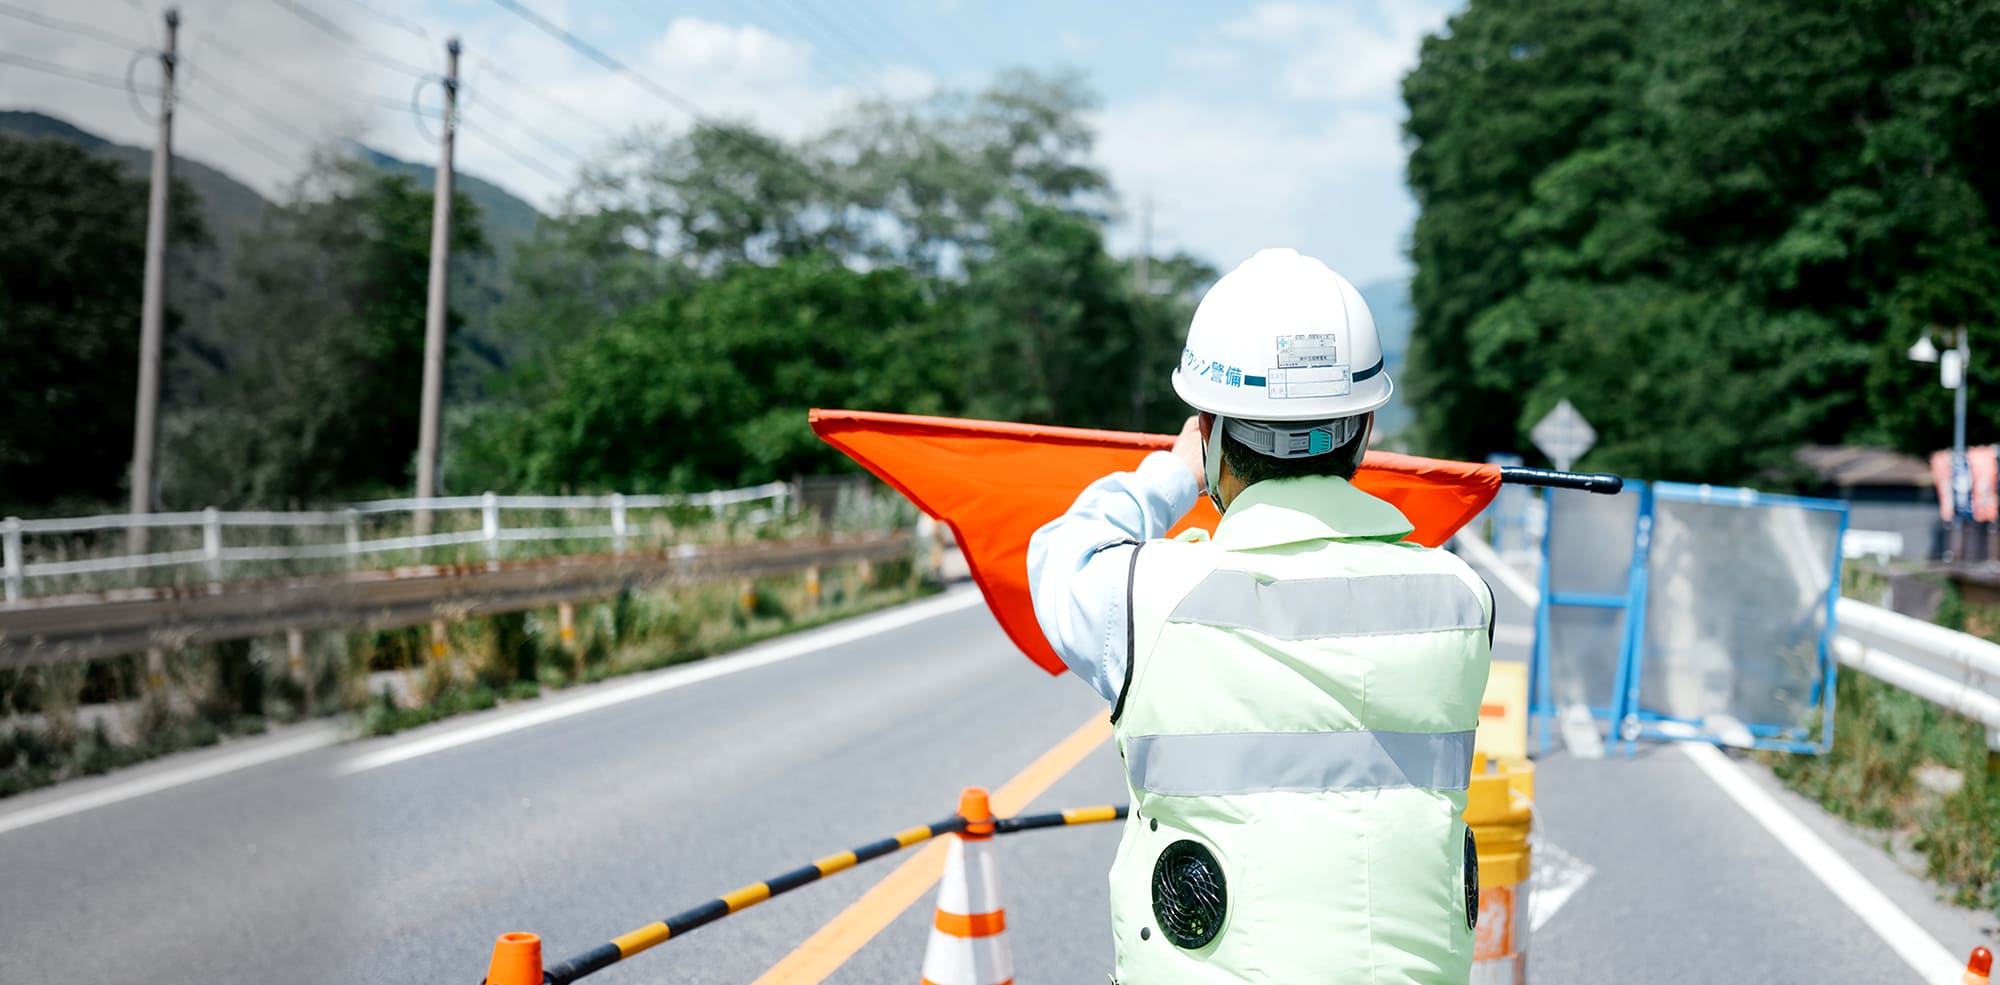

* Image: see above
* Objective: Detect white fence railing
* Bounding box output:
[1,483,793,603]
[1452,530,2000,751]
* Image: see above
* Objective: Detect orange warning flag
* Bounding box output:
[811,409,1503,675]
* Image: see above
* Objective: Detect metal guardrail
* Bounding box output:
[1833,598,2000,745]
[1,483,792,602]
[0,532,911,670]
[1453,529,2000,751]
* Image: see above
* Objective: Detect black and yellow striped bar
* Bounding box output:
[543,814,969,984]
[993,804,1127,834]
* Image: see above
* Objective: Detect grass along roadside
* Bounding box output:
[1767,570,2000,920]
[1,557,930,798]
[358,562,937,736]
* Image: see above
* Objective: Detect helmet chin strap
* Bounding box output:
[1204,415,1228,515]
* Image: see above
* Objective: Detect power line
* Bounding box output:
[765,0,896,89]
[189,30,350,116]
[846,0,944,78]
[330,0,431,42]
[460,114,569,185]
[268,0,433,77]
[0,1,149,52]
[483,0,845,198]
[468,56,616,147]
[730,0,879,95]
[0,49,153,94]
[183,74,319,147]
[181,96,306,171]
[459,80,588,164]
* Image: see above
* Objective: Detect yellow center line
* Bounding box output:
[746,713,1114,985]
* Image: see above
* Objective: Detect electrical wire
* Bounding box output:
[730,0,879,95]
[184,74,318,147]
[181,96,306,170]
[189,29,350,116]
[0,49,153,93]
[765,0,895,89]
[0,1,149,52]
[468,55,616,142]
[329,0,431,42]
[459,114,570,185]
[267,0,434,77]
[846,0,943,78]
[459,78,589,164]
[483,0,847,198]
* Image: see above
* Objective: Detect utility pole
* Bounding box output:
[413,37,459,535]
[127,7,178,554]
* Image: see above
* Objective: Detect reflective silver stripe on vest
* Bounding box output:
[1167,571,1486,640]
[1125,729,1477,796]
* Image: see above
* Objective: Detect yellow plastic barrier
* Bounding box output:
[1465,754,1534,985]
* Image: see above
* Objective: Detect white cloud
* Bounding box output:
[1093,94,1412,283]
[1221,0,1450,103]
[0,0,934,210]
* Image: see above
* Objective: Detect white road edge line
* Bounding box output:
[0,726,343,837]
[1679,742,1961,984]
[1458,529,1962,982]
[0,588,984,834]
[337,587,985,774]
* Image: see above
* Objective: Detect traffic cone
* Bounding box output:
[483,932,542,985]
[1966,946,1993,985]
[919,788,1012,985]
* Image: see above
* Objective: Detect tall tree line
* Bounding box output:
[0,69,1211,511]
[1404,0,2000,483]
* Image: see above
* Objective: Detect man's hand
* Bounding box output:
[1172,415,1207,494]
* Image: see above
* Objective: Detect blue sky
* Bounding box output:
[11,0,1464,286]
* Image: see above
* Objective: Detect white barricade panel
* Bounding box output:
[1636,485,1845,751]
[1537,487,1643,723]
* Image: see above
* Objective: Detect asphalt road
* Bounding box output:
[1,568,1991,984]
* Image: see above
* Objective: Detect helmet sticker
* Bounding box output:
[1276,333,1340,368]
[1266,365,1352,399]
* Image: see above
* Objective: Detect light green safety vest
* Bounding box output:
[1108,475,1493,985]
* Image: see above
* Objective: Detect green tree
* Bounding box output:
[166,158,486,505]
[0,134,204,510]
[1404,0,2000,482]
[458,256,953,493]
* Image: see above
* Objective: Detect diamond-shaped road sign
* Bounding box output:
[1531,399,1596,472]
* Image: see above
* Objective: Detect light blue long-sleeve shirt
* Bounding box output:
[1027,451,1201,702]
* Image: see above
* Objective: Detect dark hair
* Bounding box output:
[1219,416,1369,486]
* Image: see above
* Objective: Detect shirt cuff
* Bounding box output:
[1135,450,1201,531]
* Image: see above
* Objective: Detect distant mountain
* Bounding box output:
[347,141,542,248]
[0,110,544,394]
[0,110,271,252]
[345,141,543,381]
[1358,277,1413,437]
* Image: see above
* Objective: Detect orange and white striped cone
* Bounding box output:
[919,787,1012,985]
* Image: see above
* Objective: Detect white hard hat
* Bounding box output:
[1171,248,1393,422]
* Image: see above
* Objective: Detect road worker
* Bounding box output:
[1028,248,1494,984]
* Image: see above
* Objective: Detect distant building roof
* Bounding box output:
[1795,445,1934,488]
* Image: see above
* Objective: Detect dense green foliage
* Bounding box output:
[0,135,204,509]
[165,162,486,505]
[448,70,1208,495]
[2,70,1207,510]
[1405,0,2000,482]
